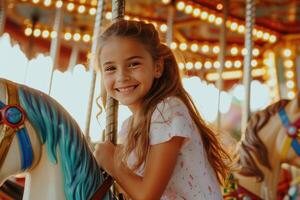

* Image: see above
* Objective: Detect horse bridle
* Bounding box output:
[0,81,34,171]
[279,108,300,160]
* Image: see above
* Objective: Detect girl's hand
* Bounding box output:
[94,141,116,176]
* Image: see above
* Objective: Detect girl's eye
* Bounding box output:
[128,62,140,68]
[104,66,116,72]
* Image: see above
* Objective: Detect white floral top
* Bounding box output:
[119,97,223,200]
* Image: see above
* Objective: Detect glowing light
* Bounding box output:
[288,91,295,99]
[179,43,187,51]
[64,32,72,40]
[44,0,51,6]
[216,3,223,10]
[190,43,199,52]
[178,62,185,70]
[73,33,81,41]
[215,17,223,25]
[204,61,212,69]
[33,29,41,37]
[230,22,238,31]
[201,44,209,53]
[213,46,220,54]
[186,62,193,70]
[286,80,295,88]
[24,27,32,36]
[176,1,185,11]
[83,34,91,42]
[160,24,168,32]
[67,3,75,11]
[105,12,112,20]
[263,32,270,40]
[192,8,201,17]
[162,0,171,4]
[32,0,39,4]
[225,60,232,68]
[78,5,86,13]
[252,48,260,57]
[234,60,242,68]
[170,42,177,49]
[184,5,193,14]
[251,59,258,67]
[55,0,63,8]
[195,61,202,69]
[284,59,294,68]
[283,48,292,58]
[200,11,208,20]
[50,31,57,38]
[208,14,215,23]
[242,48,248,56]
[213,61,220,69]
[42,30,50,38]
[285,70,294,79]
[230,47,238,55]
[256,30,263,38]
[89,8,97,15]
[269,35,277,43]
[238,25,245,33]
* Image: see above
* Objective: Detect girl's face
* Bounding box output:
[100,37,163,113]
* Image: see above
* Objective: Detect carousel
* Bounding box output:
[0,0,300,199]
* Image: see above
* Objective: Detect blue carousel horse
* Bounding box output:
[0,78,112,200]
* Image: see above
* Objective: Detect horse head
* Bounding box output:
[232,93,300,199]
[0,79,110,200]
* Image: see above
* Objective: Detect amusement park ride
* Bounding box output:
[1,0,300,199]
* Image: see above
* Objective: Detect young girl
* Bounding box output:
[94,20,231,200]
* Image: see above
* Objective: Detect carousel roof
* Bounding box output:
[3,0,300,90]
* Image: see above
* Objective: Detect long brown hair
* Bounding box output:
[96,20,231,184]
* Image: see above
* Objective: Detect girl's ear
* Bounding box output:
[154,59,164,78]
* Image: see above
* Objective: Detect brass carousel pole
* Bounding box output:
[241,0,255,138]
[216,0,228,131]
[0,0,6,36]
[84,0,105,144]
[104,0,125,145]
[166,1,175,46]
[48,6,63,94]
[67,43,79,71]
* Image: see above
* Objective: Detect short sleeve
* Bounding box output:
[149,97,196,147]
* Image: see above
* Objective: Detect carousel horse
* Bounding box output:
[0,78,113,200]
[223,94,300,200]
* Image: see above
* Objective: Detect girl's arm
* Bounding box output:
[94,136,184,200]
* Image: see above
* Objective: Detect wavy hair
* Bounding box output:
[97,20,231,184]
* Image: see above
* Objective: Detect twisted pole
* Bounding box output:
[104,0,125,144]
[241,0,255,138]
[48,7,63,94]
[0,0,6,36]
[84,0,105,144]
[216,0,228,131]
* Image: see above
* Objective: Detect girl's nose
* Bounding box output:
[117,68,131,82]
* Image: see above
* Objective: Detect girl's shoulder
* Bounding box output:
[152,96,189,121]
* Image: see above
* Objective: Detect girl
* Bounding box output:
[94,20,231,200]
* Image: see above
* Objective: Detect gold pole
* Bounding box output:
[84,0,105,144]
[241,0,255,139]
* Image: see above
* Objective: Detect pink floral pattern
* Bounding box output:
[119,97,223,200]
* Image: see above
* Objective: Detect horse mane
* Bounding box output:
[238,98,290,182]
[17,84,106,200]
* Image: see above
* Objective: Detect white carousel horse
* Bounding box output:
[223,94,300,199]
[0,79,112,200]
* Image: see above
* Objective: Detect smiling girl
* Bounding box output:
[94,20,231,200]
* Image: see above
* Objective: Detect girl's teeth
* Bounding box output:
[119,86,135,92]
